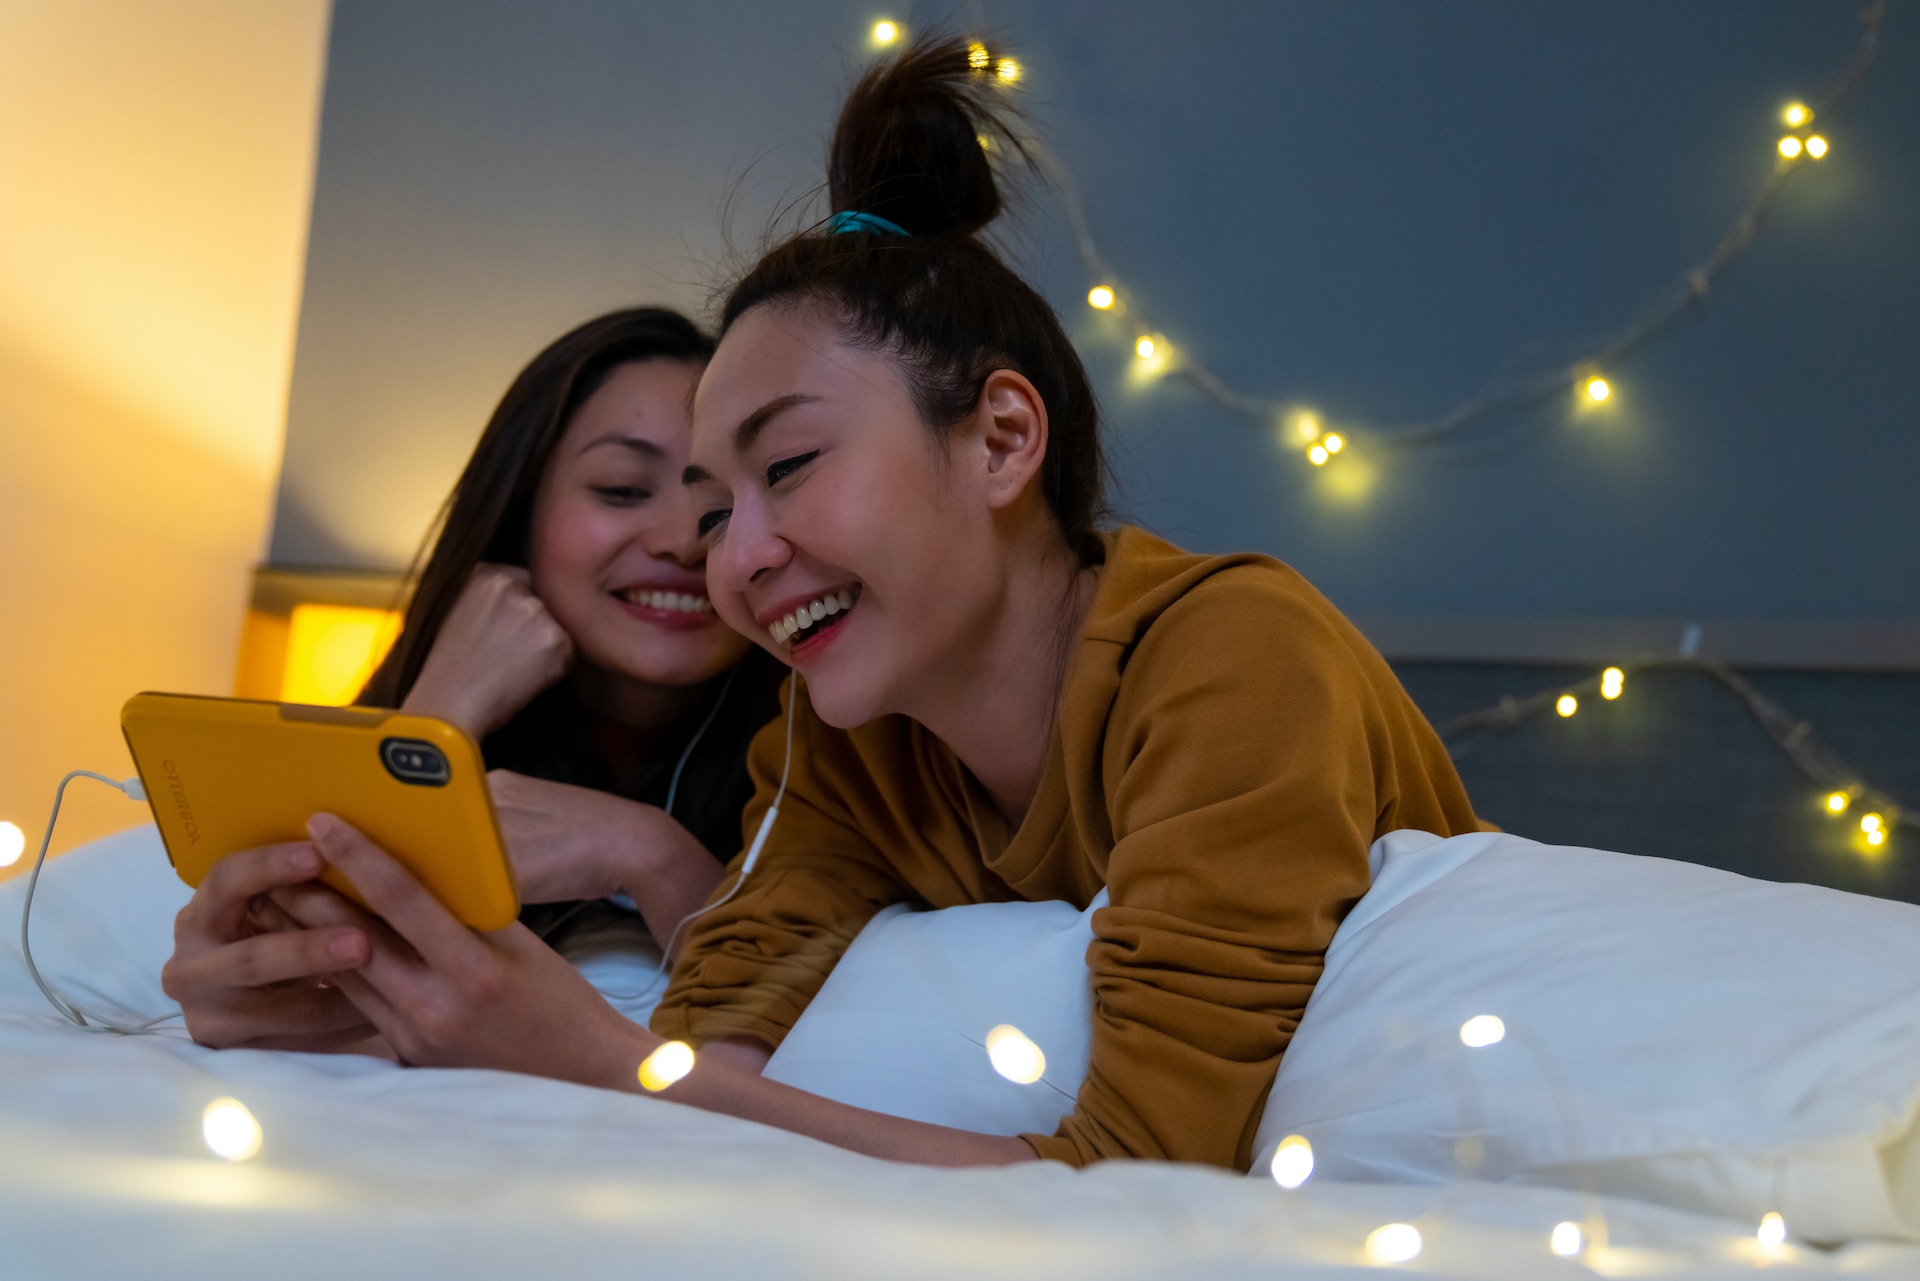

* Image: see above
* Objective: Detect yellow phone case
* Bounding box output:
[121,692,520,931]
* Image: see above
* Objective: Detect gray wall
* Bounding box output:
[275,0,1920,624]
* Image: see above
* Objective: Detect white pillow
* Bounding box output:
[764,896,1099,1136]
[761,829,1920,1244]
[1258,829,1920,1243]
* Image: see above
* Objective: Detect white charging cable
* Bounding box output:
[635,680,799,1000]
[18,770,183,1034]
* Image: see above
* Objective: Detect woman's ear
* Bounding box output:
[973,369,1049,512]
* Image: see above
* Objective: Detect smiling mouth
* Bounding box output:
[616,588,712,614]
[769,586,860,647]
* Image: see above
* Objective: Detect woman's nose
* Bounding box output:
[711,495,788,595]
[644,485,710,568]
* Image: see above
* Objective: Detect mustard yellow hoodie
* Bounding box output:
[653,526,1484,1169]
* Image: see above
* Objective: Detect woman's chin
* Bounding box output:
[794,671,888,731]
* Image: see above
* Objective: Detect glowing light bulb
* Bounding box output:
[1778,136,1804,159]
[1862,813,1884,835]
[1366,1223,1423,1264]
[976,132,991,152]
[996,58,1022,83]
[1308,444,1330,466]
[1556,694,1579,718]
[1826,791,1851,814]
[1460,1014,1505,1048]
[967,41,990,69]
[0,820,23,868]
[202,1097,263,1161]
[985,1024,1047,1083]
[1868,829,1887,848]
[1135,336,1156,360]
[1087,285,1116,310]
[1806,135,1829,159]
[1270,1135,1314,1189]
[871,19,900,45]
[1600,667,1625,700]
[1323,433,1345,454]
[637,1040,695,1092]
[1783,102,1811,128]
[1758,1211,1787,1249]
[1584,376,1611,403]
[1550,1221,1584,1257]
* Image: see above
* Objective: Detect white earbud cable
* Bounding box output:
[19,770,183,1034]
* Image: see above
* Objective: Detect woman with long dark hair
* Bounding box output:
[264,39,1484,1170]
[162,307,780,1051]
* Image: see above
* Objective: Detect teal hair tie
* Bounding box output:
[827,210,909,237]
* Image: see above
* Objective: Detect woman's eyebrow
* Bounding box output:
[576,434,665,460]
[733,393,822,453]
[682,392,824,486]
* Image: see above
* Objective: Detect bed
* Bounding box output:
[6,825,1920,1279]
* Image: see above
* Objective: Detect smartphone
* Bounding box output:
[121,692,520,931]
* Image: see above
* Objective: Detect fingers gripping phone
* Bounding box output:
[121,692,520,930]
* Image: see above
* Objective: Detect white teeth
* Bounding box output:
[626,589,709,613]
[768,587,859,647]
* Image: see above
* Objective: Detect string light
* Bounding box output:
[871,19,900,46]
[1365,1223,1423,1264]
[1135,335,1157,360]
[985,1024,1047,1083]
[995,57,1022,83]
[1757,1211,1788,1249]
[1550,1221,1584,1257]
[0,820,23,869]
[1460,1014,1506,1048]
[1308,444,1330,466]
[638,1040,695,1092]
[1323,433,1345,454]
[1270,1134,1315,1189]
[1783,102,1812,128]
[1437,657,1914,856]
[967,41,991,70]
[201,1097,263,1161]
[1087,285,1116,310]
[1013,1,1885,463]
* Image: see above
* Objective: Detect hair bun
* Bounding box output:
[828,36,1020,239]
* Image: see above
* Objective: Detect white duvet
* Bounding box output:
[5,826,1919,1280]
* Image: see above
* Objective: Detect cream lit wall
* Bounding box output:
[0,1,331,871]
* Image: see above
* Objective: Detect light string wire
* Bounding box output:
[1435,655,1911,837]
[1019,0,1887,457]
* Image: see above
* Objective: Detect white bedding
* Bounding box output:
[5,826,1920,1279]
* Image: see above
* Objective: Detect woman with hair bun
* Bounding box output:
[285,39,1485,1170]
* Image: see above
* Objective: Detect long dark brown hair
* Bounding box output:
[721,36,1111,566]
[360,307,781,866]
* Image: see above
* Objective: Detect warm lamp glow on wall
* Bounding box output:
[280,604,402,706]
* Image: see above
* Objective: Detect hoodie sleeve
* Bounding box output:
[650,681,914,1051]
[1020,573,1389,1169]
